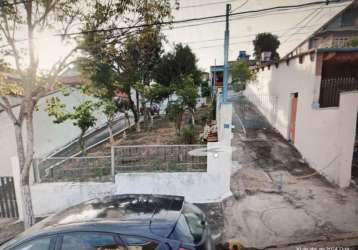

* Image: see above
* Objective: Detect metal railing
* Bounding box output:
[112,145,207,174]
[33,156,112,183]
[33,145,208,183]
[0,176,19,218]
[319,77,358,108]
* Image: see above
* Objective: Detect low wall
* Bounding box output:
[12,101,233,218]
[114,141,232,204]
[31,182,115,217]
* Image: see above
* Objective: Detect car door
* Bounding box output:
[119,235,172,250]
[7,236,56,250]
[57,232,125,250]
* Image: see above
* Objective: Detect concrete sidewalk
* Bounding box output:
[0,218,23,244]
[223,95,358,249]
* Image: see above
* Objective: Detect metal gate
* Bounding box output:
[0,177,19,218]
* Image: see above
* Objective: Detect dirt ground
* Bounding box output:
[88,105,213,156]
[222,94,358,249]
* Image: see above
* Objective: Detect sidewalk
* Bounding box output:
[0,218,23,244]
[223,94,358,249]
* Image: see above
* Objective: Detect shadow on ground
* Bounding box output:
[223,94,358,249]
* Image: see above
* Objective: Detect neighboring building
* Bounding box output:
[210,51,256,94]
[245,48,358,188]
[59,67,85,86]
[210,65,224,93]
[0,87,109,177]
[242,0,358,188]
[288,1,358,57]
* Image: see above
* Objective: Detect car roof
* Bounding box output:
[3,194,185,248]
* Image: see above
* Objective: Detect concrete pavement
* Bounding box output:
[222,94,358,249]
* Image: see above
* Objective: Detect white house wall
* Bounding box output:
[245,56,358,187]
[0,88,108,176]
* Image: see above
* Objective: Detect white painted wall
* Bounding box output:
[30,182,115,216]
[114,102,233,204]
[29,146,232,217]
[13,102,233,217]
[0,88,108,176]
[245,56,358,187]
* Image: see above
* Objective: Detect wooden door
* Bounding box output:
[289,93,298,143]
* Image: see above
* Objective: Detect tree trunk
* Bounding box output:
[21,184,35,228]
[136,90,140,114]
[149,113,154,130]
[149,100,154,129]
[190,109,195,126]
[79,131,86,155]
[21,105,36,229]
[128,99,140,132]
[108,121,114,146]
[125,112,131,127]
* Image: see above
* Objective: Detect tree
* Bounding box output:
[153,43,202,89]
[117,28,165,131]
[347,37,358,47]
[253,33,280,62]
[0,0,86,228]
[200,81,211,98]
[230,60,256,91]
[46,97,97,155]
[166,101,185,135]
[80,0,172,132]
[79,50,123,145]
[96,99,121,145]
[134,82,171,128]
[176,75,198,125]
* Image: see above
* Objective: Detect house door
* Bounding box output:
[289,93,298,143]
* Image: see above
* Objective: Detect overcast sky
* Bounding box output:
[24,0,351,72]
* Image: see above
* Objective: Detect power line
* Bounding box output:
[56,0,343,37]
[193,31,311,49]
[231,0,248,13]
[282,7,324,43]
[280,8,320,42]
[191,37,304,50]
[163,3,343,31]
[173,0,240,10]
[175,26,321,45]
[0,0,346,48]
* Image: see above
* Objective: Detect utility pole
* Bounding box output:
[223,4,231,102]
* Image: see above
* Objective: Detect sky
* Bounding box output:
[4,0,351,73]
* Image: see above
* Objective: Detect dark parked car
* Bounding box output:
[0,194,214,250]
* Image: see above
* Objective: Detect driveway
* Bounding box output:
[223,94,358,249]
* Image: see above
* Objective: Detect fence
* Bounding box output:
[33,145,207,183]
[0,176,18,218]
[33,156,112,183]
[112,145,207,174]
[319,77,358,108]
